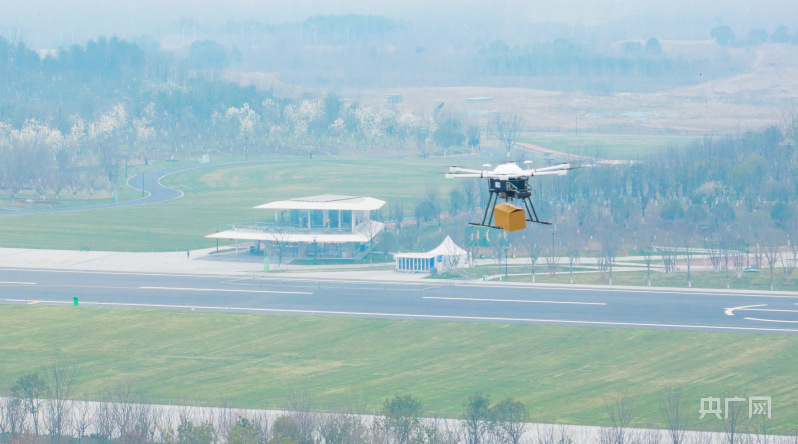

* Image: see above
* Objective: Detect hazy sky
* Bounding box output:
[3,0,798,48]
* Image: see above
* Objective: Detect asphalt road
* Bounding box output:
[1,268,797,334]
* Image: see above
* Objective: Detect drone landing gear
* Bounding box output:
[469,191,551,229]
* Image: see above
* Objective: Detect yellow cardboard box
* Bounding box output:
[494,203,526,232]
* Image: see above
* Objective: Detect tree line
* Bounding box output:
[3,364,796,443]
[1,35,481,201]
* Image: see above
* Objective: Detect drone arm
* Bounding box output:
[531,163,572,173]
[448,166,483,174]
[445,173,484,179]
[528,170,568,177]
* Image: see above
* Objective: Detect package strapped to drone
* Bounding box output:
[493,203,526,232]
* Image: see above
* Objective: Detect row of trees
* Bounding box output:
[710,25,798,46]
[0,34,495,200]
[2,365,795,443]
[474,38,723,86]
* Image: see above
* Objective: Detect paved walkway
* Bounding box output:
[0,247,431,282]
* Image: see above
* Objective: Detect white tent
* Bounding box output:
[395,236,468,273]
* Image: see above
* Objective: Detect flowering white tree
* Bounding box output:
[225,103,261,145]
[87,104,129,192]
[284,98,324,148]
[354,105,395,150]
[397,112,435,154]
[132,103,157,150]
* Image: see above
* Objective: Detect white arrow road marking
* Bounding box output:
[423,296,606,306]
[725,304,767,316]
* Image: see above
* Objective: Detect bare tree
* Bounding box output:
[682,234,695,288]
[661,249,678,278]
[112,382,140,442]
[358,219,385,267]
[660,385,686,444]
[634,428,663,444]
[526,232,543,283]
[721,395,747,444]
[642,247,655,287]
[535,422,574,444]
[271,228,292,270]
[95,395,116,443]
[73,398,92,442]
[749,410,772,444]
[732,249,747,279]
[603,393,636,444]
[390,201,406,235]
[600,225,621,285]
[441,235,466,275]
[44,360,77,443]
[131,403,160,444]
[287,384,319,444]
[545,251,561,277]
[490,230,509,276]
[762,234,781,291]
[781,242,798,284]
[563,230,582,284]
[491,112,522,156]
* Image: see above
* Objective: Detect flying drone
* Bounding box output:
[445,161,573,231]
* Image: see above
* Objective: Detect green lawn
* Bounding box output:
[0,156,459,251]
[517,133,696,160]
[0,305,796,431]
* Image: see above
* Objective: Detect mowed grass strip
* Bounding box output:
[1,305,796,429]
[0,157,458,251]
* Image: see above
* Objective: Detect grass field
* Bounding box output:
[517,133,697,160]
[0,156,460,251]
[0,305,795,431]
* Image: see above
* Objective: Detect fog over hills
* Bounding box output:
[3,0,798,48]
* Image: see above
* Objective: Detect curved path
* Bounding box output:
[0,161,259,216]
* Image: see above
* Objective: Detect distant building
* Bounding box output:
[388,94,403,105]
[207,195,385,262]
